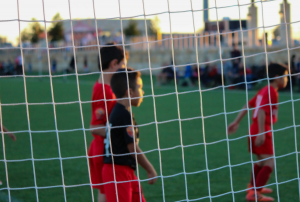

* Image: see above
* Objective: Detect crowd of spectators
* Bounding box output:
[156,47,300,91]
[0,55,23,76]
[2,46,300,92]
[0,55,89,76]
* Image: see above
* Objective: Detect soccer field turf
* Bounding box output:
[0,74,300,202]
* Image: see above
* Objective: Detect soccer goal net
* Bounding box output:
[0,0,299,201]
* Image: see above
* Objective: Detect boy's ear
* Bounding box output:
[124,88,133,98]
[272,74,280,82]
[109,59,118,69]
[128,88,134,97]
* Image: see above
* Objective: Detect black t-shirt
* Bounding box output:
[103,103,139,170]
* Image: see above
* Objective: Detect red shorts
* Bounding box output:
[248,123,274,155]
[88,137,105,193]
[102,164,146,202]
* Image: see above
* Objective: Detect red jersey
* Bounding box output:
[248,85,278,155]
[89,82,116,192]
[90,82,117,139]
[248,85,279,127]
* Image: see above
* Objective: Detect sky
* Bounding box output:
[0,0,300,44]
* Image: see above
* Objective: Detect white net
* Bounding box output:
[0,0,300,201]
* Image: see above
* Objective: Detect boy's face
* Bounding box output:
[130,77,144,107]
[279,70,288,89]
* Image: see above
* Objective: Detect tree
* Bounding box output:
[124,20,141,37]
[149,16,160,36]
[18,18,44,44]
[29,18,44,43]
[20,28,30,42]
[0,36,7,44]
[48,13,64,42]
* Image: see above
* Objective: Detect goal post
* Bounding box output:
[0,0,299,202]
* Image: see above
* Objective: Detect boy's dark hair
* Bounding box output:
[111,68,141,98]
[98,43,127,71]
[268,63,287,80]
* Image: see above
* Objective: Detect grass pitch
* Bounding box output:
[0,73,300,202]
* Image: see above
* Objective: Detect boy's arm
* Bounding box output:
[0,125,16,141]
[233,104,248,124]
[228,104,247,135]
[255,109,266,147]
[90,124,106,137]
[128,143,157,184]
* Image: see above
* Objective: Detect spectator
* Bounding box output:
[291,54,297,86]
[231,44,241,70]
[15,55,23,75]
[297,57,300,92]
[251,60,266,83]
[64,56,75,74]
[6,60,14,75]
[52,58,57,74]
[199,61,221,87]
[98,55,100,71]
[0,61,4,76]
[156,63,175,86]
[284,55,296,91]
[84,56,89,73]
[228,62,242,87]
[207,64,219,87]
[291,55,296,74]
[180,64,194,87]
[28,59,32,73]
[199,62,209,87]
[218,60,233,85]
[191,65,200,85]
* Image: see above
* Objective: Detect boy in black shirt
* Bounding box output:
[102,68,157,202]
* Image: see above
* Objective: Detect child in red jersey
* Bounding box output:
[228,63,288,201]
[0,124,16,185]
[102,68,157,202]
[89,43,127,202]
[0,125,16,142]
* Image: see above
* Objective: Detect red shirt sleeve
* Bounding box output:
[259,88,277,114]
[248,94,257,108]
[259,93,271,113]
[91,86,116,126]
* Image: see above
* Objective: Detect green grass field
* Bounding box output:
[0,73,300,202]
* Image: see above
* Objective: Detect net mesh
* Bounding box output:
[0,0,299,202]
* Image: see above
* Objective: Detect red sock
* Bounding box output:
[250,164,262,186]
[255,166,273,191]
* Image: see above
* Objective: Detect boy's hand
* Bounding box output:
[228,121,239,135]
[147,168,157,185]
[7,133,16,141]
[255,134,265,147]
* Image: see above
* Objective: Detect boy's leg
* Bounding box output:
[131,173,146,202]
[184,77,193,87]
[162,73,168,84]
[88,140,106,201]
[255,154,274,191]
[156,74,161,86]
[98,190,107,202]
[246,155,274,201]
[249,163,262,187]
[102,164,132,202]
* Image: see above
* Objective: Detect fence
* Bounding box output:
[0,30,296,55]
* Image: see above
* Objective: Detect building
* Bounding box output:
[63,19,151,44]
